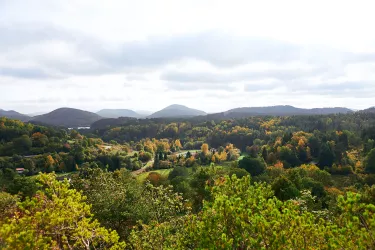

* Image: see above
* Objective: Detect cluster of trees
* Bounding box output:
[93,113,375,176]
[0,118,68,156]
[2,112,375,248]
[1,171,375,249]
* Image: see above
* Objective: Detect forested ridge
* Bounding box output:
[1,112,375,249]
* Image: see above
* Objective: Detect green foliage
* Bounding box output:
[272,175,300,201]
[239,156,266,176]
[318,142,336,168]
[0,173,125,249]
[142,182,189,223]
[364,148,375,173]
[0,192,18,222]
[168,166,189,180]
[72,168,148,239]
[228,167,250,179]
[278,146,300,168]
[336,192,375,248]
[129,175,375,249]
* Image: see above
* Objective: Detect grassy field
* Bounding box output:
[173,150,201,156]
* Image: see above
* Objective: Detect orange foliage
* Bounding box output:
[147,172,163,185]
[32,132,44,139]
[45,155,55,168]
[225,143,234,151]
[174,139,182,149]
[201,143,209,155]
[298,139,305,148]
[325,187,344,197]
[274,161,284,169]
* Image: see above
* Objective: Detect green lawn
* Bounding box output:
[173,150,201,156]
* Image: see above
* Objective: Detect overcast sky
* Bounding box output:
[1,0,375,114]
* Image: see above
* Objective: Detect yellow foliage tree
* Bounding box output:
[45,155,55,169]
[174,139,182,149]
[201,143,209,155]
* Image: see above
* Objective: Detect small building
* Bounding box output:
[16,168,25,174]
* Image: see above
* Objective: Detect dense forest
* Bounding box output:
[1,112,375,249]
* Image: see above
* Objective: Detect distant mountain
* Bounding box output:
[148,104,206,118]
[200,105,353,120]
[27,111,48,117]
[31,108,102,127]
[359,107,375,113]
[228,106,352,116]
[0,109,30,121]
[97,109,142,118]
[136,110,153,116]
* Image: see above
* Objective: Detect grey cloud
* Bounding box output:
[161,67,328,84]
[164,81,236,91]
[1,23,375,81]
[101,32,301,68]
[0,67,59,79]
[242,81,375,97]
[302,82,375,98]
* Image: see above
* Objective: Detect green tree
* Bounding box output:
[168,166,189,180]
[12,135,32,153]
[272,175,300,201]
[278,146,300,168]
[72,168,149,239]
[0,173,126,249]
[364,148,375,173]
[261,146,268,161]
[0,192,18,221]
[129,175,373,249]
[318,142,335,169]
[239,156,266,176]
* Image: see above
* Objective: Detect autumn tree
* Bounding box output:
[174,139,182,150]
[201,143,209,155]
[0,173,125,249]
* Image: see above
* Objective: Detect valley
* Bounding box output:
[1,108,375,248]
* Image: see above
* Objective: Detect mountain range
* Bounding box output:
[31,108,102,127]
[0,105,372,128]
[96,109,143,118]
[0,109,30,122]
[148,104,207,118]
[225,106,352,116]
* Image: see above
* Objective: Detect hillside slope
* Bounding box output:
[0,109,30,121]
[97,109,142,118]
[148,104,206,118]
[227,105,352,116]
[31,108,102,127]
